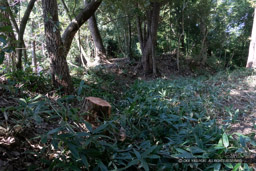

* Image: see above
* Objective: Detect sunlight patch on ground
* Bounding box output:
[230,89,241,96]
[224,74,256,137]
[245,75,256,88]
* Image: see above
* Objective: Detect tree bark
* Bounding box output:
[136,15,144,53]
[42,0,102,93]
[16,0,37,70]
[82,97,111,124]
[247,8,256,68]
[60,0,92,67]
[1,0,17,71]
[62,0,102,57]
[199,23,208,66]
[42,0,74,93]
[32,40,37,73]
[6,0,28,69]
[84,0,106,63]
[31,21,37,73]
[139,2,161,75]
[126,14,132,59]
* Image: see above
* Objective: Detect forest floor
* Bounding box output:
[101,57,256,135]
[0,57,256,170]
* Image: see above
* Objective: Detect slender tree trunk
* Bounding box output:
[177,33,183,71]
[136,15,144,53]
[247,8,256,68]
[84,0,106,63]
[16,0,37,70]
[32,40,37,73]
[1,0,17,71]
[37,23,46,58]
[199,21,208,66]
[127,14,132,59]
[31,21,37,73]
[6,0,28,69]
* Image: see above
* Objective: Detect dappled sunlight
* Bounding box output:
[0,136,15,146]
[216,71,256,137]
[245,75,256,88]
[230,89,241,96]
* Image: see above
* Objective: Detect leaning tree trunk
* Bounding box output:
[140,2,161,75]
[42,0,102,93]
[42,0,74,93]
[60,0,92,67]
[84,0,106,63]
[247,8,256,68]
[16,0,37,70]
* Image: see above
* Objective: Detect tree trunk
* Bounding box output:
[60,0,92,67]
[16,0,37,70]
[199,21,208,66]
[140,2,161,75]
[84,0,106,63]
[42,0,74,93]
[32,40,37,73]
[82,97,111,124]
[1,0,17,71]
[6,0,28,69]
[136,15,144,53]
[247,8,256,68]
[127,14,132,59]
[42,0,102,93]
[30,21,37,73]
[62,0,102,58]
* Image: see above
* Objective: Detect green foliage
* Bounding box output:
[10,69,249,170]
[4,70,51,93]
[1,68,255,170]
[1,0,256,168]
[0,19,14,64]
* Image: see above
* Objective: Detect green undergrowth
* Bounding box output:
[1,68,256,170]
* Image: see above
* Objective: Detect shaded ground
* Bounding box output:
[101,58,256,136]
[0,58,256,169]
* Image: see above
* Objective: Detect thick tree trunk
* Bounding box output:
[42,0,74,93]
[42,0,102,93]
[84,0,106,63]
[16,0,37,70]
[82,97,111,124]
[247,8,256,68]
[140,2,161,75]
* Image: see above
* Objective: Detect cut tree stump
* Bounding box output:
[82,97,111,123]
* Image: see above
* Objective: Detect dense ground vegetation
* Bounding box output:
[0,65,256,170]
